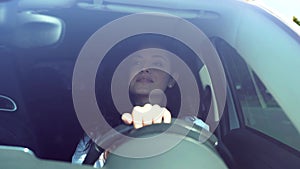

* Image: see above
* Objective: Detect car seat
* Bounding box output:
[23,65,83,161]
[0,49,37,151]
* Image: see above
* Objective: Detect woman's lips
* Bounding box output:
[136,76,154,83]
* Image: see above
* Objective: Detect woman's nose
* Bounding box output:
[140,68,151,74]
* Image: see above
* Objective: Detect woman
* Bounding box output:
[72,34,209,167]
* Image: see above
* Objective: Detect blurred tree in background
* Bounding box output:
[293,16,300,26]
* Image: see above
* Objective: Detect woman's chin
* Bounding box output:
[132,90,151,96]
[131,87,153,96]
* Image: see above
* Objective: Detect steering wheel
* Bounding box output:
[83,119,227,169]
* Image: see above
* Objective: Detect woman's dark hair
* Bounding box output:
[95,34,204,130]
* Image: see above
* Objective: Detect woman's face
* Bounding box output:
[129,49,173,96]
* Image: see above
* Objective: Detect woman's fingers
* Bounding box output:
[152,104,163,124]
[132,106,143,129]
[153,115,163,124]
[162,108,172,123]
[121,113,133,125]
[122,104,172,129]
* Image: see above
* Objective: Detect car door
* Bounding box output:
[212,37,300,169]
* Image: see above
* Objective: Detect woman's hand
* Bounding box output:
[121,104,171,129]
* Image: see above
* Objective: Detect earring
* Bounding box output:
[168,84,173,88]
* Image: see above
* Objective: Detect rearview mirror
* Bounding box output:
[0,11,64,48]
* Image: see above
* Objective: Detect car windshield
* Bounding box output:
[1,1,300,169]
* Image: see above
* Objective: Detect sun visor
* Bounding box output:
[78,0,220,19]
[18,0,76,10]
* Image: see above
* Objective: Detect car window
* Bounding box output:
[226,49,300,151]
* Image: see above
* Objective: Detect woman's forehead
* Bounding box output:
[130,48,174,62]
